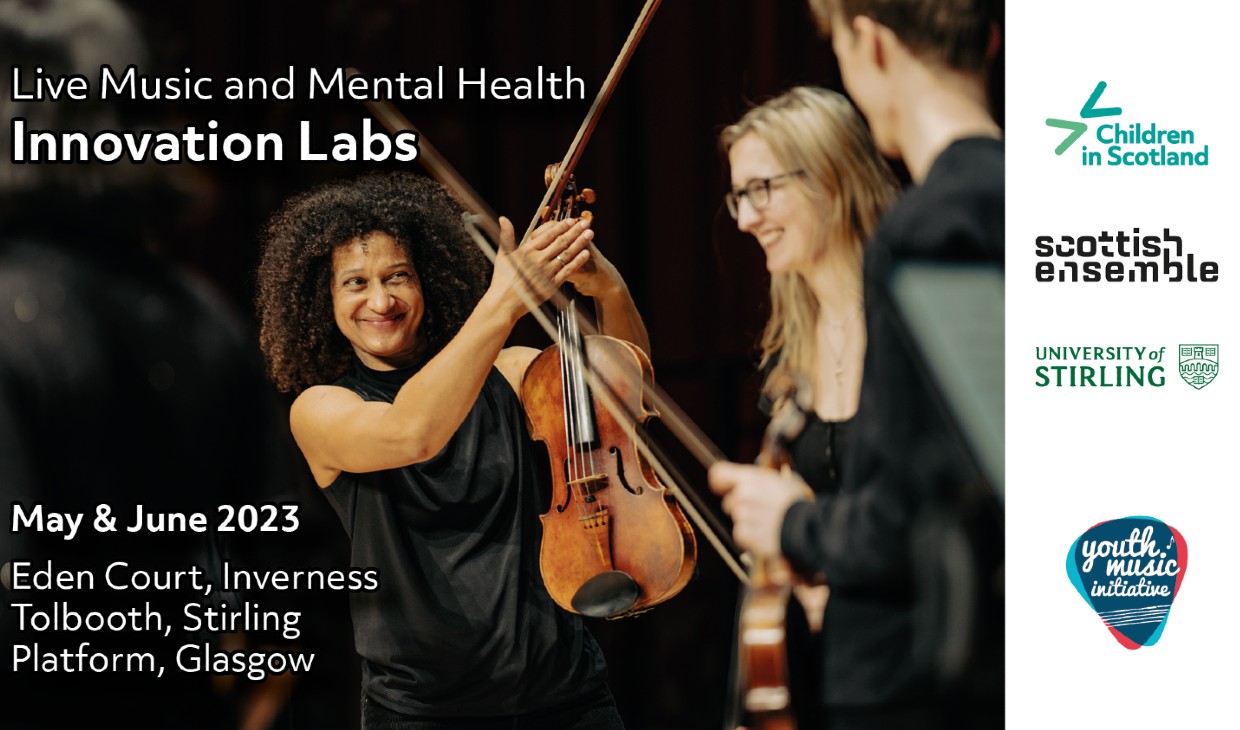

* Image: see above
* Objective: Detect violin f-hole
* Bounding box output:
[610,445,643,495]
[556,459,573,512]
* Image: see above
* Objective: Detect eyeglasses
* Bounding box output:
[724,170,805,219]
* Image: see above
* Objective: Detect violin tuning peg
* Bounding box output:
[580,211,594,223]
[544,164,559,187]
[581,189,597,204]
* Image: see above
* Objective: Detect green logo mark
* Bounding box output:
[1046,81,1123,155]
[1178,344,1218,389]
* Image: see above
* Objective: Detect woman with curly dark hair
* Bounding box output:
[257,171,643,728]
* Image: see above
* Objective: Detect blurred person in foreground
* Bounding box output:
[1,0,305,726]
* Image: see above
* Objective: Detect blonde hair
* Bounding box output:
[720,86,897,404]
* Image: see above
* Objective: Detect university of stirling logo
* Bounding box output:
[1178,344,1218,389]
[1046,80,1122,155]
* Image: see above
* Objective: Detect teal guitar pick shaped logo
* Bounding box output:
[1066,516,1187,649]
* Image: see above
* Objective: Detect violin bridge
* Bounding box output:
[569,474,614,566]
[567,473,610,503]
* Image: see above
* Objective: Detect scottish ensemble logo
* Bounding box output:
[1046,81,1209,166]
[1178,344,1218,389]
[1066,517,1187,649]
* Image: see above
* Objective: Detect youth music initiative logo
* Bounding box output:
[1066,517,1187,649]
[1178,344,1218,389]
[1045,81,1209,166]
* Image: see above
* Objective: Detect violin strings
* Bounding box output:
[557,317,572,487]
[567,312,585,515]
[559,314,588,522]
[570,314,590,520]
[569,304,601,515]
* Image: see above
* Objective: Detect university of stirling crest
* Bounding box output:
[1178,344,1218,389]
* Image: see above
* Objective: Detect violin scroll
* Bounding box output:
[542,162,596,224]
[756,371,812,471]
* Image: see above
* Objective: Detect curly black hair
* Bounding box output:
[256,171,489,394]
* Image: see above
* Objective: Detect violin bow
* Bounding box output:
[520,0,660,245]
[345,0,750,586]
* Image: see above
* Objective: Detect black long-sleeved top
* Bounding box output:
[780,137,1006,717]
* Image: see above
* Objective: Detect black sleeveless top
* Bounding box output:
[788,413,853,496]
[758,365,854,496]
[323,358,606,717]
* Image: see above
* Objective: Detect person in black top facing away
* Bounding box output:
[256,172,645,728]
[711,1,1004,728]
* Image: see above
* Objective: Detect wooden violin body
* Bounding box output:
[732,375,809,729]
[736,561,796,730]
[524,333,697,618]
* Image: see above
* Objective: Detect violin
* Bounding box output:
[733,374,810,730]
[522,165,697,618]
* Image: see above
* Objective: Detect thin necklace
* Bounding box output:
[821,305,862,385]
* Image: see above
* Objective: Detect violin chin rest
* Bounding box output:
[571,571,641,618]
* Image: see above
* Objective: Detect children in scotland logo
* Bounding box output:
[1066,517,1187,649]
[1046,81,1209,166]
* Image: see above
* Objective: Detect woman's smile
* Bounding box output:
[331,231,426,370]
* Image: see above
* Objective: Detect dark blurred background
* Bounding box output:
[94,1,1004,727]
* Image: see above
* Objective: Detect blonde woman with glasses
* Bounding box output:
[717,85,897,725]
[721,84,896,527]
